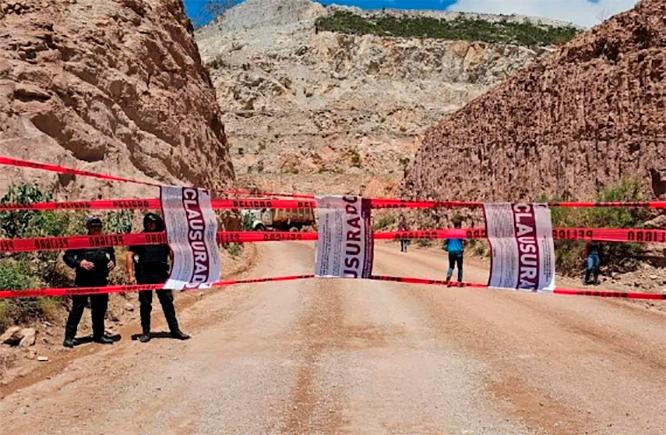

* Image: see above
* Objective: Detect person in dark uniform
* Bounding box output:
[63,216,115,348]
[398,219,409,253]
[126,213,190,343]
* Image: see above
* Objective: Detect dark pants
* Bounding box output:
[138,290,179,333]
[585,253,600,284]
[447,252,464,282]
[65,294,108,339]
[136,267,179,333]
[400,240,409,252]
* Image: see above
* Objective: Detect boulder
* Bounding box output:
[18,328,36,348]
[1,326,22,346]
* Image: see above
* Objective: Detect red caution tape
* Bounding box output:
[2,273,662,301]
[0,197,316,211]
[2,156,666,210]
[0,156,161,187]
[383,228,666,243]
[368,275,666,301]
[0,156,313,202]
[1,227,665,253]
[0,274,315,299]
[0,231,319,253]
[2,196,665,212]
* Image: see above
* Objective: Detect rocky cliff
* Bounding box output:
[403,0,666,203]
[196,0,570,196]
[0,0,234,199]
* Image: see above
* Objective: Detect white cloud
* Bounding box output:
[446,0,639,28]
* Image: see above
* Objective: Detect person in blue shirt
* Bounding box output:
[584,240,603,285]
[444,220,465,286]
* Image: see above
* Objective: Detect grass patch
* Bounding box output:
[225,243,243,257]
[0,260,49,331]
[373,213,396,230]
[548,179,650,276]
[315,11,580,47]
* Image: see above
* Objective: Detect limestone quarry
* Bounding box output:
[195,0,568,196]
[0,0,234,199]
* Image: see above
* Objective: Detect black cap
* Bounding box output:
[85,216,103,227]
[143,213,165,231]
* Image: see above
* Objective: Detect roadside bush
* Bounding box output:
[106,210,134,234]
[0,184,80,330]
[225,243,243,257]
[372,212,396,230]
[0,184,71,239]
[468,239,489,257]
[0,260,47,331]
[415,238,433,248]
[549,179,649,276]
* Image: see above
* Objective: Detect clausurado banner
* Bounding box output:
[161,186,221,290]
[484,203,556,292]
[315,196,374,278]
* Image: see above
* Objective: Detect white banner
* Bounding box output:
[484,203,555,292]
[161,186,221,290]
[315,196,374,278]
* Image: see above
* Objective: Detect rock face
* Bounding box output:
[196,0,555,196]
[403,0,666,203]
[0,0,234,199]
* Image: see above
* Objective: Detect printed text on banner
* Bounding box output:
[315,196,374,278]
[484,203,556,291]
[161,186,221,290]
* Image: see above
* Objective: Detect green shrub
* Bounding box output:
[0,260,48,331]
[225,243,243,257]
[469,239,489,257]
[0,184,71,239]
[416,238,433,247]
[350,149,362,168]
[373,213,396,230]
[315,11,580,47]
[106,210,134,234]
[549,179,648,276]
[0,260,39,290]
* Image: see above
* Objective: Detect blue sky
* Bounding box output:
[184,0,638,28]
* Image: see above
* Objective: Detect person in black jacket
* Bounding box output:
[63,216,115,347]
[126,213,190,343]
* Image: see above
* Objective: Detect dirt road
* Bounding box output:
[1,242,665,434]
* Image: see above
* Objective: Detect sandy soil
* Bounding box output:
[0,242,664,434]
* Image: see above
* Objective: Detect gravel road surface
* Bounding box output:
[1,242,664,434]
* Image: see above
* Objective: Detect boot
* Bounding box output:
[63,337,76,348]
[169,329,191,340]
[139,306,151,343]
[139,328,151,343]
[93,335,114,344]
